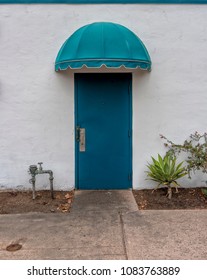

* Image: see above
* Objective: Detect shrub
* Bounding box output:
[146,154,187,199]
[160,132,207,178]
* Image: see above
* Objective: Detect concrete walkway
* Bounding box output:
[0,190,207,259]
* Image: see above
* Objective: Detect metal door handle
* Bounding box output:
[76,126,80,142]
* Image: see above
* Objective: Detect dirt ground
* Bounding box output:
[0,190,74,214]
[0,187,207,214]
[133,187,207,210]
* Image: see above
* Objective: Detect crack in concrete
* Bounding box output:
[119,212,128,260]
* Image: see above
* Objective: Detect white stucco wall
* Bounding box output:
[0,4,207,190]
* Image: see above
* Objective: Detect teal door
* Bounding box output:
[75,73,132,189]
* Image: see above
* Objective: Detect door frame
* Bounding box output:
[74,72,133,190]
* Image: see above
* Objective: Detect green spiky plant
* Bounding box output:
[146,154,187,199]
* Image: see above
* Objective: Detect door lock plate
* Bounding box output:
[79,128,86,152]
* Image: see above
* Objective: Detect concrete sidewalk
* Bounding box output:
[0,190,207,260]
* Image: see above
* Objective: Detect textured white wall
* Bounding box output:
[0,5,207,190]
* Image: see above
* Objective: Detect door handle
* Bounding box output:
[76,126,80,142]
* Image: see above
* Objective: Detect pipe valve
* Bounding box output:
[29,165,38,175]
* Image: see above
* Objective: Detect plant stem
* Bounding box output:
[167,186,172,200]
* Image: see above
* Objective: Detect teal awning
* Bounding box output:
[55,22,151,71]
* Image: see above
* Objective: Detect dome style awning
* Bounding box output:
[55,22,151,71]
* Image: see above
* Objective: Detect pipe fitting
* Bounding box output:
[29,165,38,175]
[28,162,54,200]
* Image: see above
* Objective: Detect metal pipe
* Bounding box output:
[28,163,54,200]
[49,171,54,199]
[29,175,36,200]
